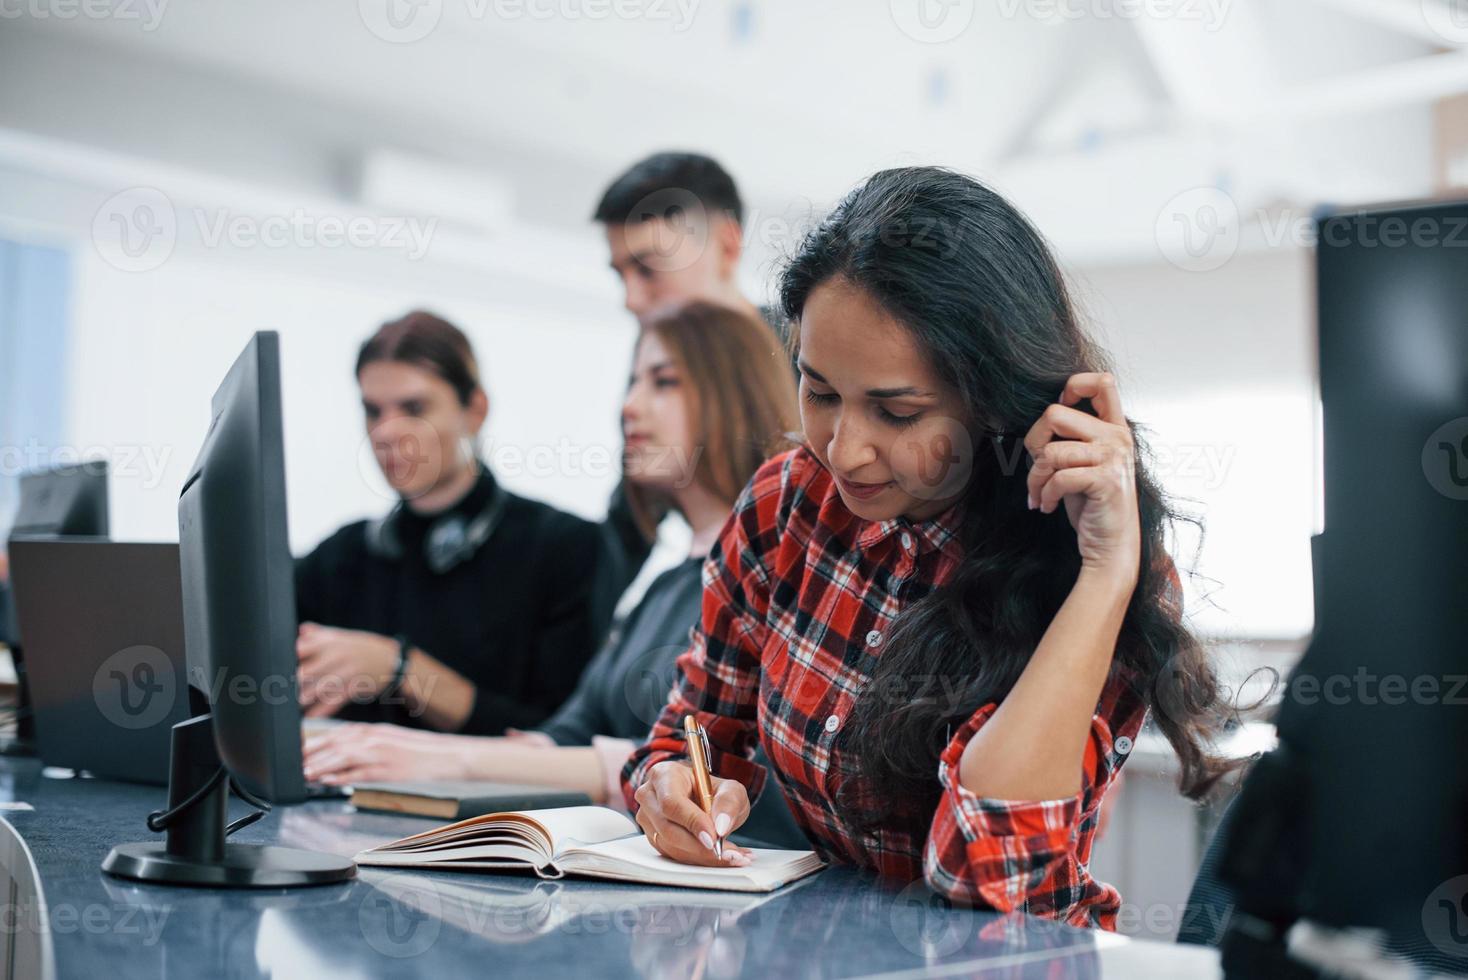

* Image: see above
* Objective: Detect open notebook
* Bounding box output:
[355,806,824,893]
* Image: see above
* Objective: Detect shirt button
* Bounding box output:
[1115,735,1133,755]
[865,630,882,648]
[900,532,913,552]
[824,714,840,734]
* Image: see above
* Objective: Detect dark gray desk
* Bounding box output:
[0,759,1218,979]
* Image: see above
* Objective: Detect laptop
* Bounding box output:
[9,537,351,796]
[7,538,188,784]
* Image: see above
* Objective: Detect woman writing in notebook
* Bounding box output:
[303,302,808,846]
[623,168,1236,928]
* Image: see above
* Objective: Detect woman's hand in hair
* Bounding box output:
[1023,372,1142,588]
[633,761,754,868]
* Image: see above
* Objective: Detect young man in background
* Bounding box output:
[592,152,794,584]
[593,151,775,331]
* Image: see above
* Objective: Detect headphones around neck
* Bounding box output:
[363,481,509,575]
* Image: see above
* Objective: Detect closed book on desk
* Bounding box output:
[351,781,592,820]
[355,806,824,893]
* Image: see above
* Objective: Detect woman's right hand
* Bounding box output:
[633,761,754,868]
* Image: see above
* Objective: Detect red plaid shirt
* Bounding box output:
[622,445,1150,928]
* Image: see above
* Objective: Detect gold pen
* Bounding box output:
[683,714,722,859]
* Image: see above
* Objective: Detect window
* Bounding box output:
[0,238,72,532]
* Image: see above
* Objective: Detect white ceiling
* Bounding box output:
[1,0,1464,265]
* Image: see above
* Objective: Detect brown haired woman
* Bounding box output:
[293,311,620,736]
[301,302,809,846]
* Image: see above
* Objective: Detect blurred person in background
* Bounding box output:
[596,152,794,584]
[595,151,769,329]
[303,302,809,848]
[293,311,619,736]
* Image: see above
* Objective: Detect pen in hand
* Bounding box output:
[684,715,723,860]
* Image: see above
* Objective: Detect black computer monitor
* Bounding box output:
[1218,198,1468,973]
[176,330,308,805]
[11,460,109,537]
[102,331,354,888]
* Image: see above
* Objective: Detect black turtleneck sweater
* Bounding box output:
[294,469,620,735]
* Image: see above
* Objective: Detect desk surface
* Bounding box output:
[0,760,1219,979]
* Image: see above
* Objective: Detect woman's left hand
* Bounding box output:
[1023,372,1141,586]
[303,722,467,785]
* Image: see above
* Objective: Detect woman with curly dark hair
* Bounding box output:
[623,166,1234,928]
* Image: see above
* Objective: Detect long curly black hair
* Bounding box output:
[778,167,1238,822]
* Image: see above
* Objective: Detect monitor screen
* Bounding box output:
[177,331,307,804]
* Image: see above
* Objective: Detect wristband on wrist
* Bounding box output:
[383,634,411,702]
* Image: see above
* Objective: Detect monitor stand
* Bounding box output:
[101,714,355,887]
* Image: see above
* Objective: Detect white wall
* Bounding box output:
[66,249,638,555]
[1076,250,1318,639]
